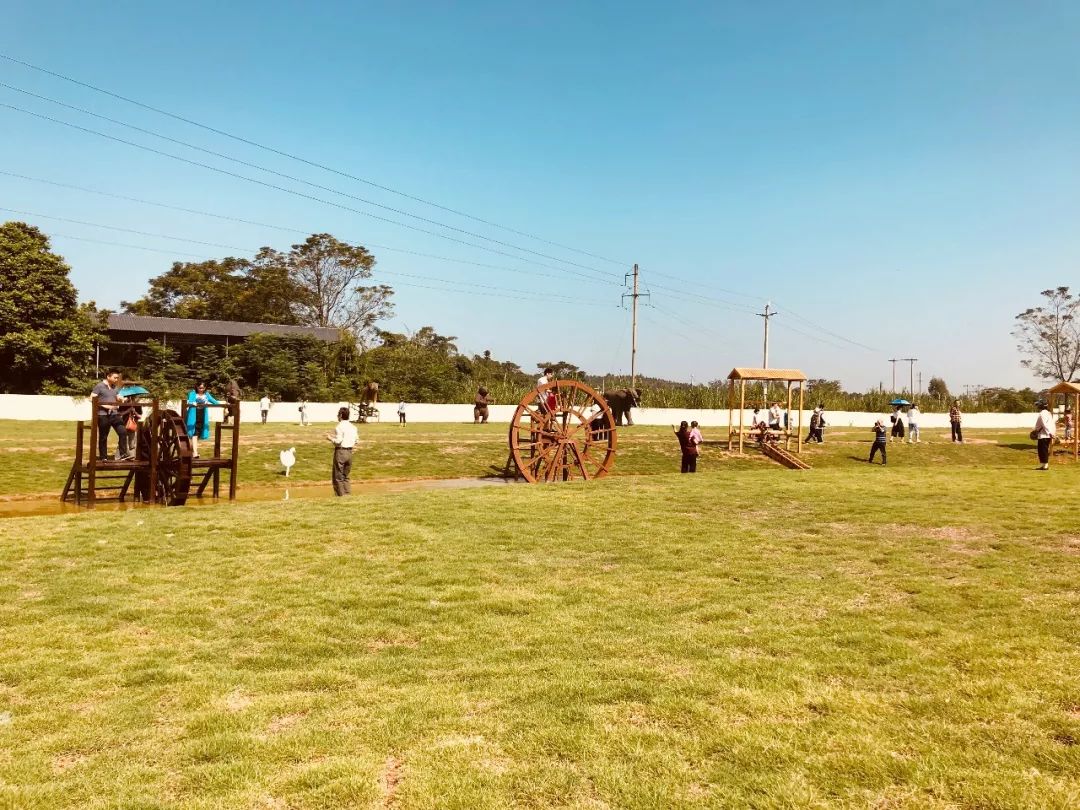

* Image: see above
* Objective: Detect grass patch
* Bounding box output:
[0,444,1078,806]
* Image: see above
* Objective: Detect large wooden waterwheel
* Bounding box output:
[508,379,618,483]
[135,410,193,505]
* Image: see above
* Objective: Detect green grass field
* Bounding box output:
[1,422,1079,807]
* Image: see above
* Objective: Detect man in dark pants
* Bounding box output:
[1034,400,1055,471]
[869,419,888,465]
[950,400,964,443]
[327,407,358,495]
[91,369,129,461]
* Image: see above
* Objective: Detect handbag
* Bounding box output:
[125,412,138,433]
[1029,429,1039,441]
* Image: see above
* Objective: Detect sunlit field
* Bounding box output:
[1,420,1078,807]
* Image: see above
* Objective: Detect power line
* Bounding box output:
[0,100,622,282]
[47,232,219,259]
[0,180,618,287]
[0,66,627,269]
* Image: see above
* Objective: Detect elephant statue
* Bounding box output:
[601,388,641,426]
[361,381,380,404]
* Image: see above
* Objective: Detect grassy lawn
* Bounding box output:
[0,419,1068,499]
[0,428,1078,807]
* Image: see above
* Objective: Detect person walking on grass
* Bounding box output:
[674,421,698,473]
[890,406,905,442]
[1034,400,1055,471]
[259,393,271,424]
[869,419,888,465]
[397,401,407,425]
[327,406,358,495]
[806,407,822,444]
[949,400,963,443]
[91,368,130,462]
[907,403,921,443]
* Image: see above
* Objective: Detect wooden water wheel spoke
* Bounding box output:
[509,380,617,483]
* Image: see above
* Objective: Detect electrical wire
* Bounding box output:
[0,80,621,280]
[0,52,629,267]
[0,102,622,283]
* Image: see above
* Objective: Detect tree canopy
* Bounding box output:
[0,222,106,394]
[1013,287,1080,382]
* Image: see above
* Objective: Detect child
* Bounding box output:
[673,421,697,473]
[1065,408,1074,441]
[689,420,703,458]
[869,419,887,465]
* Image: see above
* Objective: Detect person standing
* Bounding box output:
[806,407,822,444]
[397,401,407,425]
[473,387,490,424]
[222,378,241,425]
[817,405,827,442]
[689,420,703,461]
[259,394,271,424]
[674,421,697,473]
[869,419,888,465]
[327,406,358,495]
[949,400,963,443]
[298,399,308,427]
[889,406,906,442]
[767,402,781,431]
[907,403,921,443]
[536,368,556,415]
[1064,408,1074,441]
[185,381,220,458]
[1034,400,1056,471]
[91,368,129,462]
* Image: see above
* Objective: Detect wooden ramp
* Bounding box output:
[761,442,812,470]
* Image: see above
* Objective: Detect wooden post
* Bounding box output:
[738,378,746,455]
[785,380,793,451]
[797,383,804,454]
[229,399,240,500]
[213,422,222,498]
[73,421,85,504]
[149,398,159,504]
[88,397,98,509]
[727,379,735,452]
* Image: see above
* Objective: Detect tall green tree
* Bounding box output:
[122,257,302,324]
[0,222,107,394]
[927,376,950,401]
[256,234,393,345]
[1013,287,1080,382]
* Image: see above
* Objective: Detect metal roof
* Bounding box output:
[728,367,808,382]
[107,314,342,342]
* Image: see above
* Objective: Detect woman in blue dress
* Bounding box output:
[185,381,220,458]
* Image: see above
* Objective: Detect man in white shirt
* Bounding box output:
[907,404,921,443]
[259,394,271,424]
[327,407,359,494]
[1034,400,1056,471]
[536,368,555,415]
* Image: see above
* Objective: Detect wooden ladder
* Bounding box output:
[760,442,812,470]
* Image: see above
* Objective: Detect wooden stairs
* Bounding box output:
[760,442,812,470]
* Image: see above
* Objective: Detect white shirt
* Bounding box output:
[1036,409,1056,439]
[768,405,781,423]
[259,396,270,410]
[397,402,406,414]
[332,420,358,448]
[908,407,920,423]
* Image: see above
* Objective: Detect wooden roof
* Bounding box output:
[728,367,807,382]
[1048,381,1080,395]
[108,314,342,343]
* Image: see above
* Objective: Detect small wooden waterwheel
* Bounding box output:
[508,379,618,483]
[134,410,193,505]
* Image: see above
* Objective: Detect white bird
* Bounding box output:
[280,447,296,477]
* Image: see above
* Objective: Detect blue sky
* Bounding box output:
[3,1,1078,391]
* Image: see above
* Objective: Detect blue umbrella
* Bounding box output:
[889,398,911,406]
[118,385,150,397]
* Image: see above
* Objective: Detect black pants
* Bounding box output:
[681,452,697,473]
[1037,437,1051,465]
[951,422,963,442]
[97,412,128,459]
[806,427,822,443]
[398,413,406,424]
[261,410,268,424]
[333,446,353,495]
[869,442,887,464]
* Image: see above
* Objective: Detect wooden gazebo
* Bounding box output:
[1048,381,1079,461]
[727,368,807,454]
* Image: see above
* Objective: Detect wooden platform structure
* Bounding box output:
[761,441,812,470]
[1048,381,1079,461]
[61,395,240,508]
[726,368,807,455]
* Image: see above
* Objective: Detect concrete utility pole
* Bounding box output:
[757,302,776,368]
[888,358,899,391]
[621,264,648,390]
[918,371,923,395]
[902,358,918,395]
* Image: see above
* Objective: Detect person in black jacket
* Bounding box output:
[869,419,888,465]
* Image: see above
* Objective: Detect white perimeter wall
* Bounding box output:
[0,395,1039,429]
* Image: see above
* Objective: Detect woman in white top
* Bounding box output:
[907,404,921,443]
[1034,400,1055,470]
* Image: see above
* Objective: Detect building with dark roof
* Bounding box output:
[100,314,342,370]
